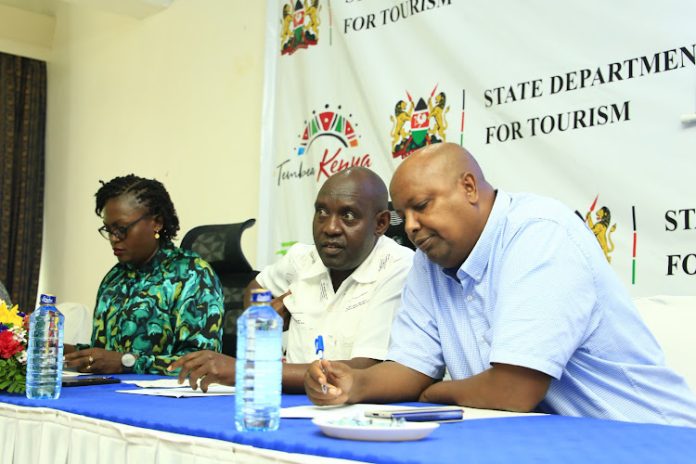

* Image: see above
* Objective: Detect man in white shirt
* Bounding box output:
[170,167,414,392]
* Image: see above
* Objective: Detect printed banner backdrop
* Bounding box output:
[258,0,696,297]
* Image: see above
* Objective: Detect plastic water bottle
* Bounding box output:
[26,294,65,399]
[235,289,283,431]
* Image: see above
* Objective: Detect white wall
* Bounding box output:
[26,0,266,307]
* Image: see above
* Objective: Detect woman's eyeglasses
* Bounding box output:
[98,214,149,241]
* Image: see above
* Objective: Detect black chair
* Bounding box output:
[180,219,258,357]
[385,201,416,250]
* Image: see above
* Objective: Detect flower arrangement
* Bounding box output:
[0,300,28,393]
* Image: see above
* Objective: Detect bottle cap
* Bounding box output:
[250,289,272,303]
[39,294,57,305]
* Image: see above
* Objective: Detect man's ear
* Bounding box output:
[460,172,479,203]
[374,209,391,236]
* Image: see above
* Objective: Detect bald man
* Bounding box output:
[305,143,696,427]
[170,167,414,392]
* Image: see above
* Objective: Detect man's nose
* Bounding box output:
[323,215,342,235]
[404,211,420,239]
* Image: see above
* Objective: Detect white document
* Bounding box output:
[116,384,235,398]
[61,370,92,378]
[281,403,543,420]
[121,378,193,388]
[121,378,232,390]
[281,404,403,419]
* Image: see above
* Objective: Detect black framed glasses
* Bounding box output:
[98,214,149,241]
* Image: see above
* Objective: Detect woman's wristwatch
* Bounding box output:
[121,352,137,372]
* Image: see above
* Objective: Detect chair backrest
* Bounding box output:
[633,295,696,391]
[180,219,258,356]
[385,201,416,250]
[57,302,93,345]
[180,219,256,273]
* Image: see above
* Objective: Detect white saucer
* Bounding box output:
[312,417,439,442]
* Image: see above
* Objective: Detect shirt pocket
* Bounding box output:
[331,296,369,357]
[286,318,319,362]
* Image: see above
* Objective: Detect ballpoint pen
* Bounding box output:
[315,335,327,393]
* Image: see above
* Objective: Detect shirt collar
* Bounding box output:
[301,236,385,284]
[300,249,329,280]
[348,236,385,284]
[455,190,510,283]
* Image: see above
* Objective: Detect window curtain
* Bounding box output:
[0,51,47,311]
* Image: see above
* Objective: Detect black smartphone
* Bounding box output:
[61,376,121,387]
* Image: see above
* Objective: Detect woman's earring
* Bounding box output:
[154,231,161,240]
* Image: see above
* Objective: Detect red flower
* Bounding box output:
[0,330,23,359]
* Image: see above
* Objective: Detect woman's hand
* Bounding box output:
[64,348,124,374]
[167,351,235,392]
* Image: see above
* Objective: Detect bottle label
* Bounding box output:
[251,289,272,303]
[40,294,57,305]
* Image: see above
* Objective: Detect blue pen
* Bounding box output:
[314,335,327,393]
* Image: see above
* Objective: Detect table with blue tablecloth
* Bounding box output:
[1,374,695,464]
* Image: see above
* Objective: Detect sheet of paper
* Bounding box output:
[281,404,403,419]
[61,370,92,378]
[281,403,544,420]
[121,378,232,390]
[116,384,235,398]
[121,378,192,388]
[459,406,544,420]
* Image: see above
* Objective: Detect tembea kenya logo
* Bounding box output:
[274,103,371,187]
[297,104,358,156]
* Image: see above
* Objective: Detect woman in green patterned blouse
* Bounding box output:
[64,175,224,375]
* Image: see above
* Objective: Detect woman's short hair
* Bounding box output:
[95,174,180,243]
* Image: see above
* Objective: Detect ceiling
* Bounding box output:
[0,0,174,18]
[0,0,59,16]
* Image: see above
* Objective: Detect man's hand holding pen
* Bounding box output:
[314,335,327,393]
[304,358,354,406]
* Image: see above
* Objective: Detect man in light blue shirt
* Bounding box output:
[305,142,696,427]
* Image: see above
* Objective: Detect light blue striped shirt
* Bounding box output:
[388,190,696,427]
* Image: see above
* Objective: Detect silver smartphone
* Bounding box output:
[364,406,464,422]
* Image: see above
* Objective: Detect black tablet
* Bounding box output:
[62,376,121,387]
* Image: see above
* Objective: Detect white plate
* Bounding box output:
[312,417,439,442]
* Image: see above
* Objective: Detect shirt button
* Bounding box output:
[466,295,473,302]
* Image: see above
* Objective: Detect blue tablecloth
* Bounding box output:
[2,374,695,463]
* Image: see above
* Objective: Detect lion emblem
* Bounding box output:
[585,206,617,262]
[428,91,449,142]
[390,100,414,152]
